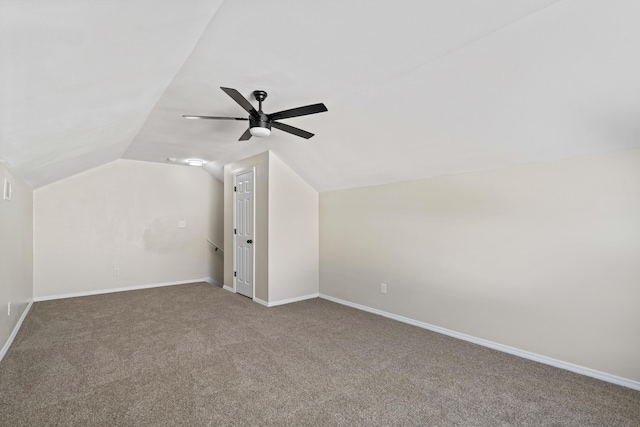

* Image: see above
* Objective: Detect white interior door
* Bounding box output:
[234,170,254,298]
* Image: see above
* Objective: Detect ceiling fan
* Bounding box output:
[183,87,328,141]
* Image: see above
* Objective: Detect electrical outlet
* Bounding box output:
[380,283,387,294]
[7,301,11,316]
[113,268,120,276]
[178,220,186,228]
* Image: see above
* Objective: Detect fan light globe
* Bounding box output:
[250,127,271,138]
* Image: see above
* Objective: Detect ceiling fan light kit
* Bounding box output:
[183,87,327,141]
[249,125,271,138]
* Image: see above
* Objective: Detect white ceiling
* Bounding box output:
[3,1,640,191]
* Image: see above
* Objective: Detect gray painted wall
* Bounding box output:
[0,163,33,356]
[320,149,640,382]
[34,159,222,298]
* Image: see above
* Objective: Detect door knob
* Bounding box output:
[247,239,253,244]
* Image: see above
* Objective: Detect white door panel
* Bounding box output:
[235,171,254,298]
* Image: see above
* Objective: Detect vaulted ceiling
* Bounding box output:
[3,1,640,191]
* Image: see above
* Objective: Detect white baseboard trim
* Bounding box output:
[254,297,269,307]
[319,294,640,392]
[254,293,319,308]
[0,300,33,362]
[204,277,223,288]
[33,278,214,302]
[222,285,234,293]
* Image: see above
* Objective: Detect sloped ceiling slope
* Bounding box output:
[3,1,640,191]
[1,0,223,188]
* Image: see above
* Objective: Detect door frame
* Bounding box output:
[233,167,257,300]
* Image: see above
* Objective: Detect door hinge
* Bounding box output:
[234,271,237,277]
[234,186,237,192]
[234,228,237,234]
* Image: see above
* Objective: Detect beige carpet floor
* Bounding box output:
[1,282,639,426]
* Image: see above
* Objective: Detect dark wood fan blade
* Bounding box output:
[239,128,252,141]
[271,121,314,139]
[268,103,327,121]
[221,87,259,117]
[183,115,248,120]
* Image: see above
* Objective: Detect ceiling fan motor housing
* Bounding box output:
[249,111,271,137]
[250,112,271,130]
